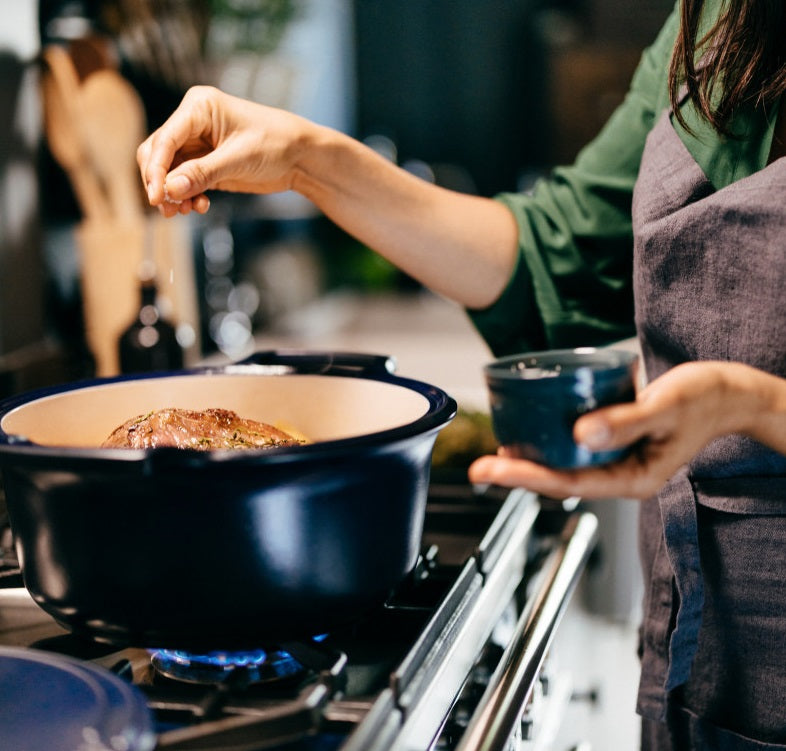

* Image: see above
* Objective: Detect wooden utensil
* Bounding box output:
[78,69,147,222]
[41,45,110,220]
[71,67,200,375]
[77,213,202,376]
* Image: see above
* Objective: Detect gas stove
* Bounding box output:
[0,482,596,751]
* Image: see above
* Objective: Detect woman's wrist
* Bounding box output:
[290,122,380,205]
[722,362,786,451]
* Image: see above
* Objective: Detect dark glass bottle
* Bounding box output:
[118,278,184,373]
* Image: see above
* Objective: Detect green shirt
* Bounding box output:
[468,0,780,357]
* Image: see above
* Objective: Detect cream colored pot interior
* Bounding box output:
[1,373,432,448]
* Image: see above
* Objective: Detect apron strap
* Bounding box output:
[659,467,704,691]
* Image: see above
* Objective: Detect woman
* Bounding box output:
[138,1,786,747]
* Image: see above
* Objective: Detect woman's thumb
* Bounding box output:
[165,154,221,200]
[164,173,194,201]
[574,401,653,451]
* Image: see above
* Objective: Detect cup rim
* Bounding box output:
[484,347,638,381]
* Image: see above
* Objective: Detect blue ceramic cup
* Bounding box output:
[484,347,638,469]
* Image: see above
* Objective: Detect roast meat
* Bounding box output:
[102,407,303,450]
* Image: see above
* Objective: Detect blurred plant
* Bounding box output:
[208,0,300,56]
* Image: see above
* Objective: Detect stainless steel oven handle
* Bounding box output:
[455,509,599,751]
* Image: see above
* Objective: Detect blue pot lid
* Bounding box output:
[0,646,155,751]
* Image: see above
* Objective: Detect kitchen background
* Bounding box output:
[1,1,674,747]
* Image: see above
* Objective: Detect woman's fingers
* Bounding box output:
[469,454,590,498]
[138,127,187,205]
[191,193,211,214]
[468,451,665,500]
[137,86,220,207]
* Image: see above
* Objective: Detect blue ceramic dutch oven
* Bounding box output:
[0,350,456,650]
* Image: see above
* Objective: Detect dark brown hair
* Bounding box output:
[669,0,786,135]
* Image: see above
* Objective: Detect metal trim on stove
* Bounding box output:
[473,488,536,575]
[342,489,541,751]
[455,511,599,751]
[326,689,403,750]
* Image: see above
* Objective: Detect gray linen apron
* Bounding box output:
[632,103,786,750]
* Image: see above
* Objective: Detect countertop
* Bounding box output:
[214,290,496,410]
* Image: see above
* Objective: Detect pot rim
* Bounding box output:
[0,349,457,467]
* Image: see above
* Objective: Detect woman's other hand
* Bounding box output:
[137,86,315,217]
[468,361,786,500]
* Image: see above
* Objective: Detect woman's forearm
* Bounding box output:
[292,124,519,309]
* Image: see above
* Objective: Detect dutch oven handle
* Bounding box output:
[237,349,398,377]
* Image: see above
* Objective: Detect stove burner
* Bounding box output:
[150,647,305,686]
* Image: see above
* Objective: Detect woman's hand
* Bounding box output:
[137,86,317,217]
[468,361,786,500]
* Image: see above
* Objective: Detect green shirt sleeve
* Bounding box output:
[468,5,679,357]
